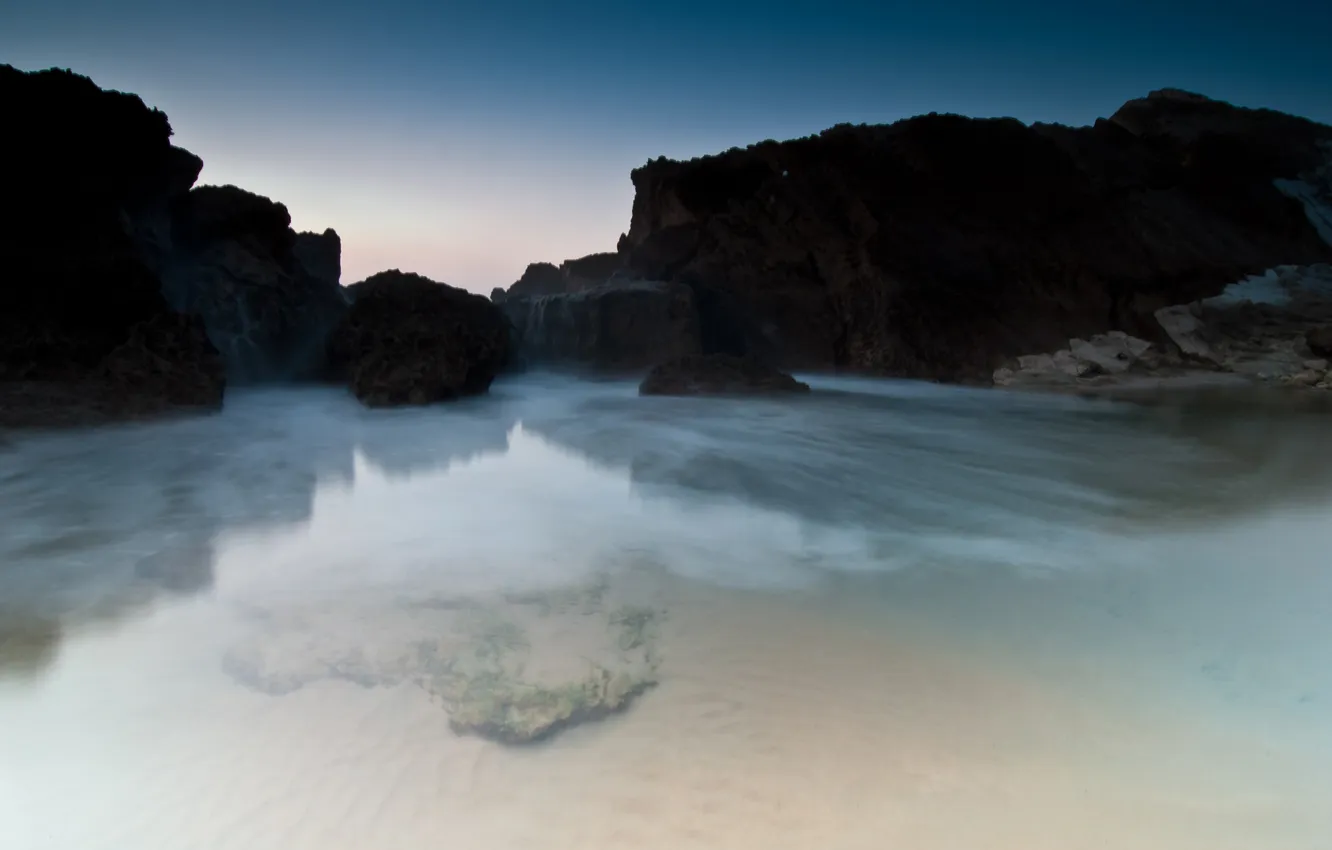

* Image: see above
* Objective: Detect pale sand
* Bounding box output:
[3,569,1329,850]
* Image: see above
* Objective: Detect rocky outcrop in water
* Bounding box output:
[639,353,810,396]
[327,270,513,406]
[619,89,1332,381]
[994,264,1332,394]
[502,279,702,369]
[0,64,226,427]
[161,186,349,382]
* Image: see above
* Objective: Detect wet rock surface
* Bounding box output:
[224,580,662,745]
[639,353,811,396]
[327,270,514,407]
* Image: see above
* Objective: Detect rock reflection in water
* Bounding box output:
[0,387,520,680]
[1,375,1331,850]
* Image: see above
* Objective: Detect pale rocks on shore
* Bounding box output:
[994,264,1332,395]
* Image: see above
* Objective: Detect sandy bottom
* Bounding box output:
[3,382,1331,849]
[3,559,1330,850]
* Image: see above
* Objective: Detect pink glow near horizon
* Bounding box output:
[162,95,643,294]
[194,154,635,294]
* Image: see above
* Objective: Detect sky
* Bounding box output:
[4,0,1331,292]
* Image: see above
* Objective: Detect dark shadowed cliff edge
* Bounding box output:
[613,89,1332,382]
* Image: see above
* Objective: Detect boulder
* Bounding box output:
[620,90,1332,380]
[327,270,513,407]
[639,353,811,396]
[502,279,701,369]
[162,185,348,382]
[1154,304,1222,364]
[1068,331,1153,374]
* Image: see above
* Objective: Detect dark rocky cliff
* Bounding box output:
[0,64,350,425]
[0,64,224,424]
[619,89,1332,381]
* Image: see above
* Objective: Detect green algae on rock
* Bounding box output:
[222,580,663,745]
[421,600,660,745]
[435,661,657,745]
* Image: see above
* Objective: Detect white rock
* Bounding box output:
[1303,359,1329,371]
[1052,349,1096,377]
[1275,178,1332,247]
[1289,369,1323,387]
[1155,305,1221,364]
[1068,332,1152,374]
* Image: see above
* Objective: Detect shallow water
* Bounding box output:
[2,374,1331,849]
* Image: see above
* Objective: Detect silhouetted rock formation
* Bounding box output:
[500,252,629,301]
[162,185,348,382]
[507,262,567,298]
[639,353,810,396]
[0,63,350,427]
[327,270,513,406]
[619,89,1332,381]
[0,64,225,427]
[502,279,702,369]
[561,251,624,290]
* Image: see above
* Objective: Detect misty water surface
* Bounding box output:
[1,375,1331,849]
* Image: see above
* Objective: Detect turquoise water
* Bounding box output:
[2,375,1330,849]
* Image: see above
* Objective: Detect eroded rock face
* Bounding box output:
[639,353,810,396]
[162,186,348,382]
[0,64,225,427]
[502,279,701,370]
[621,91,1332,380]
[327,270,513,407]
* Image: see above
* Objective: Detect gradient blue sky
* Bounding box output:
[4,0,1330,291]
